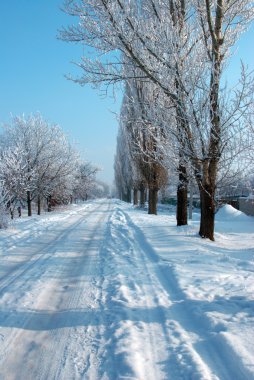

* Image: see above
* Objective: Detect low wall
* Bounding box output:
[238,198,254,216]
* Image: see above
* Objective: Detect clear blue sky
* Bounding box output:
[0,1,253,184]
[0,0,120,185]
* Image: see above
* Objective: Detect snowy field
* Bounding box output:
[0,199,253,380]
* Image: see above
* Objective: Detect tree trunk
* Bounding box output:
[199,2,222,241]
[148,188,158,215]
[126,187,132,203]
[27,191,32,216]
[37,195,41,215]
[139,184,146,208]
[189,182,193,220]
[133,188,138,206]
[47,195,52,212]
[176,164,188,226]
[199,183,216,241]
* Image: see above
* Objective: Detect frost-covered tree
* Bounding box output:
[0,144,28,218]
[1,113,80,216]
[185,0,254,239]
[92,180,110,198]
[114,123,133,203]
[0,181,10,228]
[118,79,168,214]
[244,101,254,169]
[61,0,199,221]
[43,136,79,212]
[61,0,254,240]
[73,162,99,201]
[31,124,77,213]
[117,81,147,207]
[1,114,46,216]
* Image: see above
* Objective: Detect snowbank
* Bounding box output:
[216,204,250,221]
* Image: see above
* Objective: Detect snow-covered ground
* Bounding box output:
[0,199,253,380]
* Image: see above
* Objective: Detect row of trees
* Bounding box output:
[114,80,168,214]
[61,0,254,240]
[0,113,103,227]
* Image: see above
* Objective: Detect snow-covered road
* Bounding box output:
[0,200,112,379]
[0,199,253,379]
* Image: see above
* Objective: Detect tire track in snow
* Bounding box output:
[98,208,174,380]
[62,200,113,380]
[99,207,239,379]
[0,204,93,253]
[0,206,103,376]
[119,208,251,380]
[0,203,102,296]
[0,200,112,380]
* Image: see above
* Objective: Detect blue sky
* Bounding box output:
[0,0,120,184]
[0,1,253,184]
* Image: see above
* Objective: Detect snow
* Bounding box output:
[0,200,253,379]
[216,204,250,222]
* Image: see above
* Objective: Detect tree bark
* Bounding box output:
[27,191,32,216]
[122,188,131,203]
[47,195,52,212]
[126,187,132,203]
[37,195,41,215]
[176,164,188,226]
[139,185,146,208]
[198,0,223,241]
[133,188,138,205]
[189,182,193,220]
[199,182,215,241]
[148,188,158,215]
